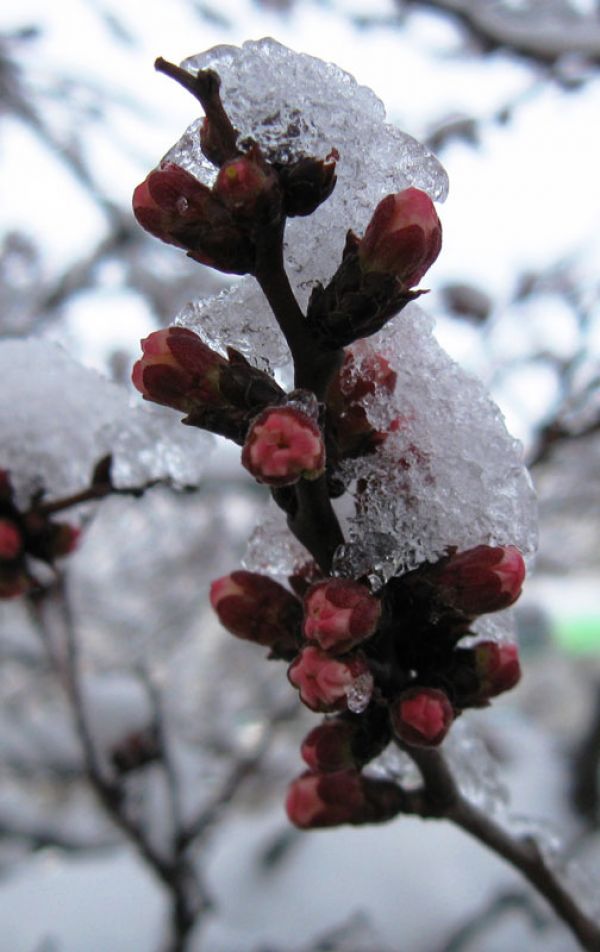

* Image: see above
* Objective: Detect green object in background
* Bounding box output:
[554,616,600,654]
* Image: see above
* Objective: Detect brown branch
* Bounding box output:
[403,745,600,951]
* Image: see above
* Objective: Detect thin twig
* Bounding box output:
[404,745,600,951]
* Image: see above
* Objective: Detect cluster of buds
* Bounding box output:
[133,58,338,277]
[0,470,79,599]
[210,545,524,829]
[132,59,526,834]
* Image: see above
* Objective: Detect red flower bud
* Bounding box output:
[132,163,255,274]
[285,769,404,829]
[437,545,526,616]
[301,720,357,773]
[111,727,160,774]
[132,327,227,413]
[0,519,23,560]
[333,349,397,404]
[303,578,381,653]
[215,153,274,215]
[210,570,301,654]
[390,687,453,747]
[474,641,521,698]
[241,406,325,487]
[51,523,81,558]
[288,646,373,713]
[133,163,214,249]
[359,188,442,288]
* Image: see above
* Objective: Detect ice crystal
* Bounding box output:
[172,38,448,368]
[338,306,538,575]
[0,338,212,503]
[243,501,310,576]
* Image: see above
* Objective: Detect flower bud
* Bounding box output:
[390,687,453,747]
[288,646,372,713]
[214,153,274,216]
[278,154,337,217]
[301,708,391,772]
[285,769,405,829]
[303,578,381,653]
[0,519,23,560]
[437,545,526,616]
[132,163,255,274]
[132,327,227,414]
[358,188,442,288]
[474,641,521,698]
[50,522,81,558]
[210,570,301,655]
[241,406,325,487]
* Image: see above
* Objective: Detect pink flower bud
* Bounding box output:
[303,578,381,653]
[358,188,442,288]
[210,570,301,654]
[288,646,372,713]
[474,641,521,698]
[133,163,214,249]
[215,153,274,214]
[242,406,325,487]
[132,163,255,274]
[437,545,526,616]
[285,769,405,829]
[0,519,22,560]
[132,327,227,413]
[390,687,453,747]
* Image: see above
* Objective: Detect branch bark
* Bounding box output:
[403,745,600,951]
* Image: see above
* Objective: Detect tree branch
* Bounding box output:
[403,745,600,951]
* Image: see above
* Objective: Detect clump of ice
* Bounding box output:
[334,306,538,576]
[243,500,310,576]
[171,38,448,369]
[0,338,212,504]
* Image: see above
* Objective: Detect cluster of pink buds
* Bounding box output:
[132,59,526,833]
[209,547,524,829]
[0,469,80,599]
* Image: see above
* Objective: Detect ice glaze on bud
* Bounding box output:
[303,578,381,653]
[288,645,372,713]
[359,188,442,288]
[474,641,521,698]
[210,570,301,655]
[215,153,274,215]
[327,349,398,460]
[241,406,325,486]
[390,687,453,747]
[285,769,405,829]
[437,545,526,616]
[132,327,227,414]
[0,519,22,560]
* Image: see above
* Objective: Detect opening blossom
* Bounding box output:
[241,405,325,487]
[390,687,454,748]
[303,578,381,653]
[288,645,373,713]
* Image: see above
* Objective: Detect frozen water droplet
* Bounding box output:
[345,671,374,714]
[175,196,189,214]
